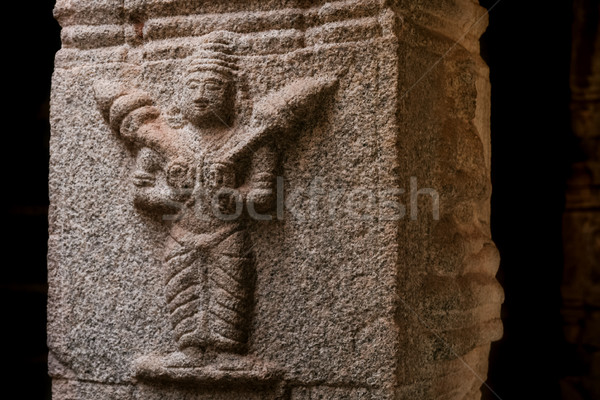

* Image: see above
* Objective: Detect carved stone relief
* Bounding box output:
[94,31,338,384]
[48,1,502,399]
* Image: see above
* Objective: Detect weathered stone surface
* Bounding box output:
[49,1,501,399]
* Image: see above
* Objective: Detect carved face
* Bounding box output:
[182,71,233,128]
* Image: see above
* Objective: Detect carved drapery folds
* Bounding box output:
[48,1,502,399]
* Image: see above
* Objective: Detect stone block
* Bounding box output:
[48,1,501,398]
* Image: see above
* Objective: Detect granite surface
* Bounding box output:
[48,1,502,398]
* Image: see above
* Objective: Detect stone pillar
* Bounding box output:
[48,1,503,399]
[561,1,600,399]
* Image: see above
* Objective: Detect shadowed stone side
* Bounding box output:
[561,1,600,399]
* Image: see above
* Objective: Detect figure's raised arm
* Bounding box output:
[216,75,339,165]
[93,81,193,167]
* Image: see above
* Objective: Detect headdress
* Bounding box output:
[186,31,239,80]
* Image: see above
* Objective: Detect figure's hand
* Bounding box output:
[203,162,241,216]
[246,188,275,214]
[132,147,163,183]
[131,147,184,216]
[204,162,235,189]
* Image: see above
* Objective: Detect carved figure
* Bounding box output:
[94,32,337,377]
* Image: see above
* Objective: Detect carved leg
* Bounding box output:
[135,232,259,378]
[208,229,252,354]
[163,238,208,353]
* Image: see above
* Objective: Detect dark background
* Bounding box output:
[1,1,576,399]
[3,1,60,399]
[481,1,574,399]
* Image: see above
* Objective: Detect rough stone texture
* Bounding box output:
[560,1,600,399]
[48,1,502,399]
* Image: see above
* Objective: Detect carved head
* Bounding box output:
[182,40,238,129]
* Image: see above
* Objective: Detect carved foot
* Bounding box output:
[133,351,283,386]
[135,350,203,370]
[213,352,256,371]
